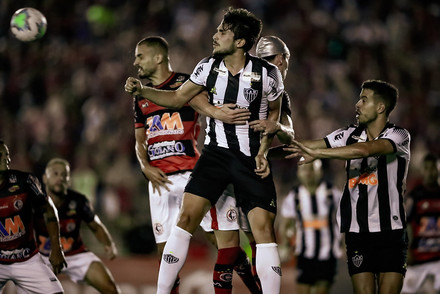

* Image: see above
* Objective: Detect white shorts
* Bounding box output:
[0,253,63,294]
[402,260,440,293]
[42,251,101,283]
[149,171,239,243]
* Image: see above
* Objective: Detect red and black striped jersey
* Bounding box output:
[0,170,48,264]
[325,123,411,233]
[35,189,95,256]
[134,72,200,174]
[407,184,440,264]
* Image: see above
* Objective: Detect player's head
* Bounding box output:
[360,80,398,117]
[421,153,438,186]
[256,36,290,79]
[134,36,170,79]
[0,140,11,172]
[43,158,70,196]
[297,159,323,187]
[213,7,262,56]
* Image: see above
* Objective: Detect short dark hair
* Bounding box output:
[222,7,262,52]
[361,80,398,116]
[137,36,169,56]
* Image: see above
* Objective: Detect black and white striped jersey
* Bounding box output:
[281,181,343,260]
[190,53,284,157]
[324,123,411,233]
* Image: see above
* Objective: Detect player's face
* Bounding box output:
[278,53,290,80]
[212,22,237,57]
[355,89,380,126]
[45,163,70,195]
[0,144,11,171]
[133,44,158,79]
[298,162,322,187]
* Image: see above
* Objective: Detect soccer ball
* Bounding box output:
[10,8,47,42]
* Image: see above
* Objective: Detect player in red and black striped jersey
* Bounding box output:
[0,140,65,294]
[285,80,410,294]
[402,154,440,293]
[35,158,120,294]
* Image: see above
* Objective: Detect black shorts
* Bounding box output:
[296,256,338,284]
[345,229,408,276]
[184,145,277,214]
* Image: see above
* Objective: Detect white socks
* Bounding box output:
[156,226,192,294]
[256,243,282,293]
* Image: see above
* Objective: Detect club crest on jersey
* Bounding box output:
[352,254,363,268]
[243,88,258,103]
[226,208,237,222]
[163,254,179,264]
[154,223,163,235]
[13,200,23,210]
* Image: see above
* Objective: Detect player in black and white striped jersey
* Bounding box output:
[284,80,410,294]
[125,7,284,294]
[280,159,342,294]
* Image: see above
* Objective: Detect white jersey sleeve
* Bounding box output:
[190,57,213,87]
[263,66,284,102]
[324,125,360,148]
[380,127,411,158]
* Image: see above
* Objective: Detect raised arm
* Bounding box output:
[125,78,204,109]
[189,91,251,125]
[87,215,118,260]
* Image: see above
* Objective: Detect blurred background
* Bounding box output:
[1,0,440,293]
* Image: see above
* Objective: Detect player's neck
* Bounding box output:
[223,51,246,76]
[366,116,388,140]
[47,190,67,207]
[150,65,173,86]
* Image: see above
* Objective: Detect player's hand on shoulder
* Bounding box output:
[124,77,143,95]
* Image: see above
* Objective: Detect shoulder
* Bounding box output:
[67,189,89,202]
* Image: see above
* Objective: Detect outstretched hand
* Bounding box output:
[255,154,270,179]
[125,77,143,95]
[283,140,317,165]
[216,104,251,125]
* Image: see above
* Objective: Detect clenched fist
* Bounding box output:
[125,77,143,95]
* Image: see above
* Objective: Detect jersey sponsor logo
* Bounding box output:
[348,173,378,188]
[163,253,179,264]
[8,185,19,193]
[169,81,184,88]
[0,215,25,242]
[0,248,31,260]
[352,254,363,267]
[148,141,186,160]
[242,72,261,82]
[9,175,17,183]
[210,87,217,95]
[303,218,329,229]
[351,135,366,142]
[194,65,203,77]
[243,88,258,103]
[38,236,75,253]
[213,67,227,76]
[271,265,282,276]
[146,112,184,138]
[334,132,344,141]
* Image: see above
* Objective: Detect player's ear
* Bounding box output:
[155,53,164,64]
[235,38,246,49]
[377,102,386,114]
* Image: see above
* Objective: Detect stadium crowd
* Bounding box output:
[1,0,439,255]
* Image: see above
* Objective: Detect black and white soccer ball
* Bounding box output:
[10,8,47,42]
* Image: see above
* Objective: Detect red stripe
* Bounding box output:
[210,206,218,230]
